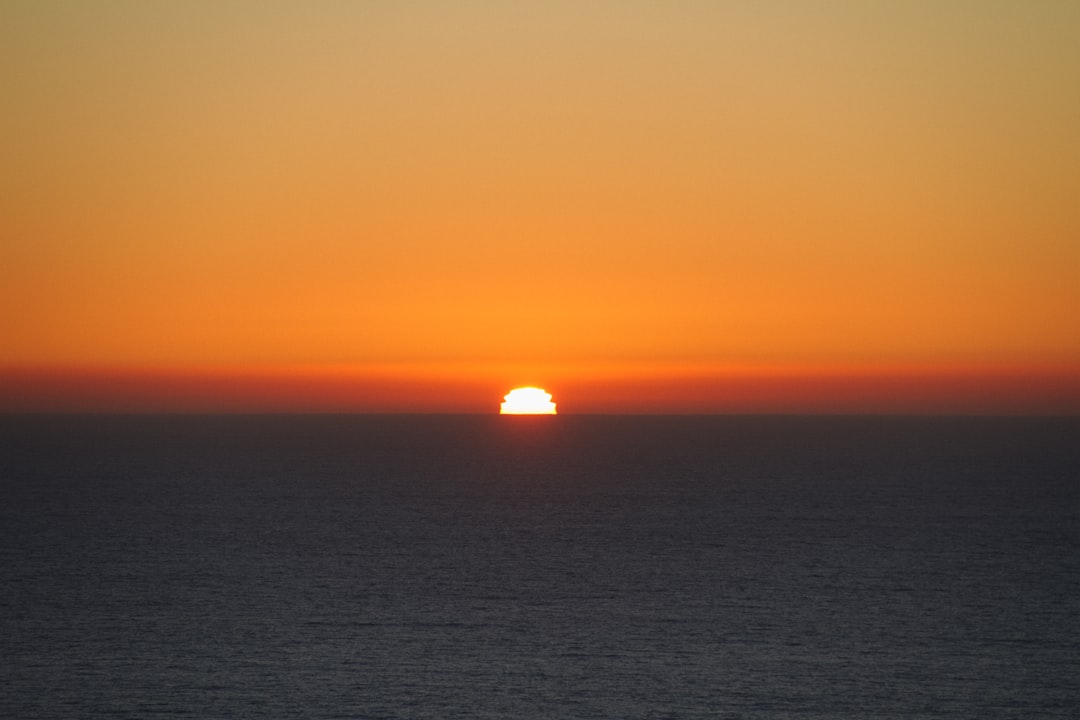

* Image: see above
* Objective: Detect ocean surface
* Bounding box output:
[2,414,1078,719]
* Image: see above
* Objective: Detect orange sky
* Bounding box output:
[2,2,1079,413]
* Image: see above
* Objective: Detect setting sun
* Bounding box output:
[500,387,557,415]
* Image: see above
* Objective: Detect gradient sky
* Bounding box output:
[3,1,1079,412]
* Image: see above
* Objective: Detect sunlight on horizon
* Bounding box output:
[500,387,557,415]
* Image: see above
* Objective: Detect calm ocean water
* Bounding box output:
[2,414,1078,718]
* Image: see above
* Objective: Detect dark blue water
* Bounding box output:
[2,415,1078,718]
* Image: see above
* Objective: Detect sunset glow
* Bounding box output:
[501,387,557,415]
[2,2,1078,413]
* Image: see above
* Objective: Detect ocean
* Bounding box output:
[2,414,1078,718]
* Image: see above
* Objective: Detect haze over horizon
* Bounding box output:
[3,2,1078,413]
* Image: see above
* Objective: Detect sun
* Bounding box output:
[500,387,557,415]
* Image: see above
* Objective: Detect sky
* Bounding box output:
[2,1,1079,413]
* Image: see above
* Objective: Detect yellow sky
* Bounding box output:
[2,2,1078,410]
